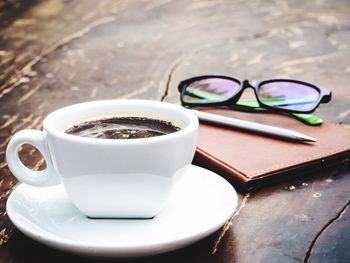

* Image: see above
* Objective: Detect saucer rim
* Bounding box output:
[6,165,238,258]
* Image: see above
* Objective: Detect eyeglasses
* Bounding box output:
[178,75,331,114]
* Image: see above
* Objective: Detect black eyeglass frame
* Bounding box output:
[178,75,332,114]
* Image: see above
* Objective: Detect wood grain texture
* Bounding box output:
[0,0,349,262]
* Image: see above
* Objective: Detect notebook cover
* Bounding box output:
[193,107,350,191]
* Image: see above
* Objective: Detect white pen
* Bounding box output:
[193,110,317,143]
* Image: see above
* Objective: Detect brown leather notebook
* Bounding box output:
[193,108,350,191]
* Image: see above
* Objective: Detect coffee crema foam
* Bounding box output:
[65,116,181,139]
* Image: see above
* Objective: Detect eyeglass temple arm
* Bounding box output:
[234,100,323,125]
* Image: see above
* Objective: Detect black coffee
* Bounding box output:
[65,116,181,139]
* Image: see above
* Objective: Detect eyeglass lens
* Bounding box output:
[182,78,241,104]
[257,81,320,112]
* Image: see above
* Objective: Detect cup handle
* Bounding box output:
[6,129,60,187]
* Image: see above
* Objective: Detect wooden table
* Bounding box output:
[1,1,349,262]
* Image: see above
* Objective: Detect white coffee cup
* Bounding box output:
[6,100,198,218]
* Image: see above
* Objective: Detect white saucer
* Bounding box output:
[6,165,237,259]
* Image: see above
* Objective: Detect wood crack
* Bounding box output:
[160,57,185,101]
[303,199,350,262]
[160,41,227,101]
[212,193,250,255]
